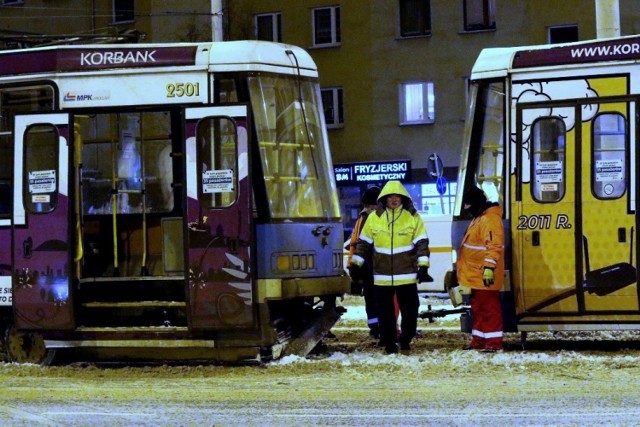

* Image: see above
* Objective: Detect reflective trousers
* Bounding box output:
[470,288,503,350]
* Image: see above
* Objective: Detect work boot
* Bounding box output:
[369,325,380,339]
[384,344,398,354]
[399,340,411,355]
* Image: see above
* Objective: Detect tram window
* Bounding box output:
[217,78,238,103]
[196,117,238,208]
[248,73,341,219]
[531,117,566,202]
[475,81,504,203]
[24,124,58,214]
[592,113,626,199]
[79,112,174,214]
[0,85,55,215]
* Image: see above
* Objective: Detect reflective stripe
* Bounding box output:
[484,258,497,265]
[374,273,417,282]
[463,243,487,251]
[472,329,503,338]
[413,232,428,243]
[376,244,414,255]
[367,317,379,325]
[418,256,430,263]
[351,254,365,266]
[360,234,373,244]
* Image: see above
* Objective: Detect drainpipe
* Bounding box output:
[595,0,620,39]
[211,0,223,41]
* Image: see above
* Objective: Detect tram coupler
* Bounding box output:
[419,304,470,323]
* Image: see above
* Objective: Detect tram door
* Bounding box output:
[12,114,74,330]
[516,99,638,316]
[579,100,637,312]
[184,105,253,329]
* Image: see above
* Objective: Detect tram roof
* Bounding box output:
[0,40,317,78]
[471,33,640,79]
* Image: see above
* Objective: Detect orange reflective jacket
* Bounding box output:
[456,205,504,291]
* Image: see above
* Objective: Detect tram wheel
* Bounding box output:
[4,323,56,365]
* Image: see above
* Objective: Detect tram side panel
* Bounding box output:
[508,71,639,328]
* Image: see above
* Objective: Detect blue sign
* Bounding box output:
[436,176,448,195]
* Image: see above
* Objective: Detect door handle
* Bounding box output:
[618,227,626,243]
[23,237,33,259]
[532,231,540,246]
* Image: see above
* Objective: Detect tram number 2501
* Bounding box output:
[517,214,571,230]
[166,82,200,98]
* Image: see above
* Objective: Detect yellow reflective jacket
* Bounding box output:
[456,204,505,291]
[352,206,430,286]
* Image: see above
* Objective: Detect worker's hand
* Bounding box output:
[348,264,363,282]
[482,268,495,287]
[418,266,434,283]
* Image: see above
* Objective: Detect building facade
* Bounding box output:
[2,0,640,226]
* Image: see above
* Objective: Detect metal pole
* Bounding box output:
[211,0,223,41]
[595,0,620,39]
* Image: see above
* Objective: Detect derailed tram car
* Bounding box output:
[0,41,349,364]
[448,34,640,338]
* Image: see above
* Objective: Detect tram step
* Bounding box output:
[78,301,187,328]
[78,277,186,303]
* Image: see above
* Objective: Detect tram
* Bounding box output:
[0,41,349,364]
[448,34,640,337]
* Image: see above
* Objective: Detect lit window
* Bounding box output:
[321,87,344,128]
[399,81,434,125]
[113,0,134,24]
[548,25,578,44]
[313,6,341,47]
[592,113,626,199]
[399,0,431,38]
[255,12,282,42]
[463,0,496,32]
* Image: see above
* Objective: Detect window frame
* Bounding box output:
[399,0,432,38]
[112,0,135,24]
[321,87,344,129]
[548,25,579,44]
[591,112,627,200]
[462,0,496,32]
[399,81,435,125]
[312,6,341,47]
[530,116,567,203]
[255,12,282,42]
[23,124,59,214]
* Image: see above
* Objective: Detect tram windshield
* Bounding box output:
[248,73,340,220]
[455,80,505,215]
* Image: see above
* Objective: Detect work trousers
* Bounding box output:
[375,283,419,347]
[470,288,503,350]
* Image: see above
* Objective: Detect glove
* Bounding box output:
[482,268,495,287]
[418,266,434,283]
[348,264,364,282]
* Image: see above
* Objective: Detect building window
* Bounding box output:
[399,81,434,125]
[463,0,495,32]
[313,6,341,47]
[399,0,431,38]
[321,87,344,128]
[548,25,578,44]
[255,13,282,42]
[113,0,134,24]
